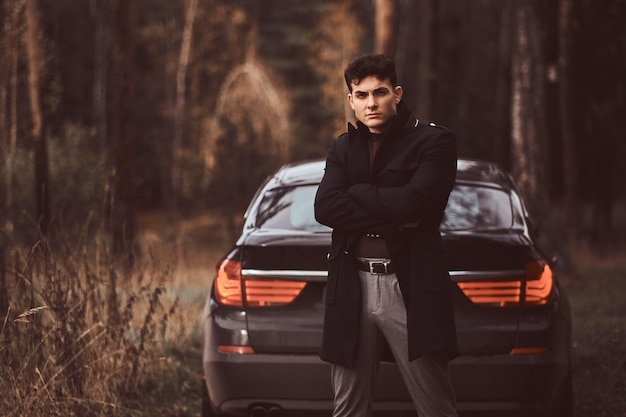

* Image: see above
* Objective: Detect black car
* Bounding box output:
[201,159,572,417]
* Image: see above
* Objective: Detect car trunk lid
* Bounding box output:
[240,230,330,354]
[445,231,535,355]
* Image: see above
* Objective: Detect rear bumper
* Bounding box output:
[202,311,570,417]
[203,352,569,417]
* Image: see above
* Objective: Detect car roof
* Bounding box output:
[271,158,515,189]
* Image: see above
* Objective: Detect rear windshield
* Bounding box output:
[255,184,517,232]
[440,185,514,231]
[255,185,330,231]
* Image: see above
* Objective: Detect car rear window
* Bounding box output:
[441,185,514,231]
[255,184,516,232]
[255,185,331,231]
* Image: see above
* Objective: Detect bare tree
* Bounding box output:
[1,4,14,219]
[110,0,136,255]
[374,0,397,57]
[558,0,581,237]
[8,4,20,222]
[90,0,111,150]
[0,0,23,319]
[510,0,548,213]
[493,1,513,166]
[25,0,50,235]
[342,0,362,126]
[171,0,199,207]
[414,0,438,122]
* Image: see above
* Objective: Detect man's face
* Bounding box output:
[348,76,403,134]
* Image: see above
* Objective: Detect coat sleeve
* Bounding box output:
[314,139,392,233]
[346,130,457,223]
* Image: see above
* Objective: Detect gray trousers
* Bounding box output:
[331,266,458,417]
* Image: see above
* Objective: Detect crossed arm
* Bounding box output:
[314,131,456,233]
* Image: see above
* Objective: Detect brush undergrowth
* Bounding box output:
[0,232,199,417]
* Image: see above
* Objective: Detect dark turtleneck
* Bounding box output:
[353,130,391,258]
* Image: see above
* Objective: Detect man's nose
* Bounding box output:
[366,95,377,108]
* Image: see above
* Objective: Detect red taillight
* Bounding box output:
[214,259,306,307]
[215,259,244,306]
[524,260,553,305]
[456,280,522,307]
[457,260,554,307]
[244,279,306,307]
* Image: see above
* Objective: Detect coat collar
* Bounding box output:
[345,100,415,182]
[347,100,414,142]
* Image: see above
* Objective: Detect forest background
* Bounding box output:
[0,0,625,416]
[1,0,626,247]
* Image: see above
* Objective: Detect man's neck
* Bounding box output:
[369,131,384,143]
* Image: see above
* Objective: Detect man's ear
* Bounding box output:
[394,86,403,103]
[347,94,355,110]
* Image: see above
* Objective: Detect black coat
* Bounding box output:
[314,102,458,367]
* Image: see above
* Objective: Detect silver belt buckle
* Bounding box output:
[369,261,390,274]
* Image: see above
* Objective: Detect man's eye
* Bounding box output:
[355,93,367,99]
[374,89,389,97]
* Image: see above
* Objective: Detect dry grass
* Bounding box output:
[560,244,626,417]
[0,211,231,417]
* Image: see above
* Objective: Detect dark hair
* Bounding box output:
[344,54,397,92]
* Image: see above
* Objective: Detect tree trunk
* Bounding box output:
[455,1,474,140]
[510,0,548,214]
[415,0,436,121]
[25,0,50,235]
[558,0,580,234]
[1,19,8,220]
[374,0,397,57]
[341,0,358,125]
[494,1,513,169]
[2,1,20,231]
[171,0,199,207]
[0,82,6,218]
[111,0,136,256]
[0,51,10,334]
[90,0,110,150]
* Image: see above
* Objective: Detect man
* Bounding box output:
[314,54,459,417]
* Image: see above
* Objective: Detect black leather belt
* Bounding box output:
[357,259,395,274]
